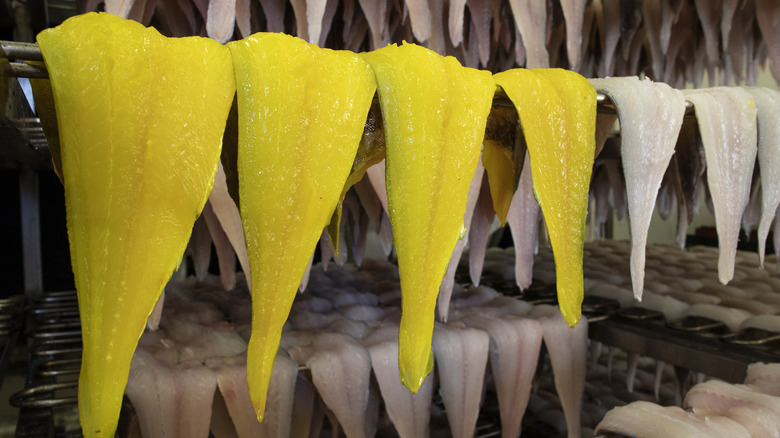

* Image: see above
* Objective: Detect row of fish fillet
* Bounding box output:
[127,259,589,438]
[96,0,780,87]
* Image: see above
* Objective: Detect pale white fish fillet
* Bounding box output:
[317,0,339,47]
[641,0,664,79]
[438,160,484,322]
[597,0,619,77]
[596,400,751,438]
[508,0,549,68]
[365,161,389,214]
[209,162,252,289]
[404,0,432,42]
[307,332,373,438]
[105,0,133,18]
[207,353,297,437]
[460,19,480,69]
[305,0,327,44]
[335,216,348,267]
[741,173,761,238]
[662,2,695,85]
[684,87,758,284]
[187,215,212,282]
[376,211,394,257]
[353,176,383,233]
[684,304,751,332]
[358,0,389,48]
[721,0,740,52]
[363,326,433,438]
[626,352,639,393]
[513,27,526,68]
[448,0,467,46]
[590,77,685,301]
[744,87,780,267]
[685,380,780,438]
[431,322,490,438]
[290,0,309,41]
[529,305,588,438]
[319,228,334,271]
[460,315,542,438]
[259,0,287,33]
[206,0,236,43]
[146,290,165,331]
[653,360,665,401]
[203,202,237,291]
[558,0,585,70]
[694,0,722,65]
[745,362,780,396]
[636,292,689,320]
[466,0,494,67]
[578,0,598,75]
[507,154,539,290]
[739,314,780,333]
[126,349,217,438]
[234,0,250,37]
[468,172,495,286]
[290,375,316,438]
[425,0,446,54]
[299,252,314,292]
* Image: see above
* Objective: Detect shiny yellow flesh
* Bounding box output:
[362,43,494,392]
[37,12,235,437]
[493,68,596,327]
[228,33,376,420]
[482,139,515,224]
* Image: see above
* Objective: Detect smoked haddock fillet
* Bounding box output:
[36,12,235,437]
[493,68,596,327]
[228,32,376,420]
[362,43,494,392]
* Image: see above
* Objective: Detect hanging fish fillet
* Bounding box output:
[755,0,780,85]
[468,173,495,286]
[530,305,588,438]
[744,87,780,268]
[684,380,780,438]
[208,162,251,289]
[362,43,493,392]
[506,155,539,291]
[228,33,376,419]
[431,322,490,438]
[694,0,722,65]
[461,314,543,438]
[494,68,596,326]
[589,77,686,301]
[404,0,432,42]
[36,13,235,437]
[559,0,586,70]
[684,87,757,284]
[507,0,549,68]
[206,0,237,44]
[437,161,485,322]
[642,0,665,79]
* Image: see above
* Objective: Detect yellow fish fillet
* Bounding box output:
[227,32,376,420]
[362,43,494,392]
[36,12,235,437]
[493,68,596,327]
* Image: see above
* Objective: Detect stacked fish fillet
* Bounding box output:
[125,259,589,438]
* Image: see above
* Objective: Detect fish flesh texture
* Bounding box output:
[431,322,490,438]
[530,305,588,438]
[684,87,758,284]
[745,87,780,267]
[684,379,780,438]
[460,314,543,438]
[596,400,751,438]
[468,172,495,286]
[506,154,539,291]
[589,77,685,301]
[307,332,373,438]
[507,0,549,68]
